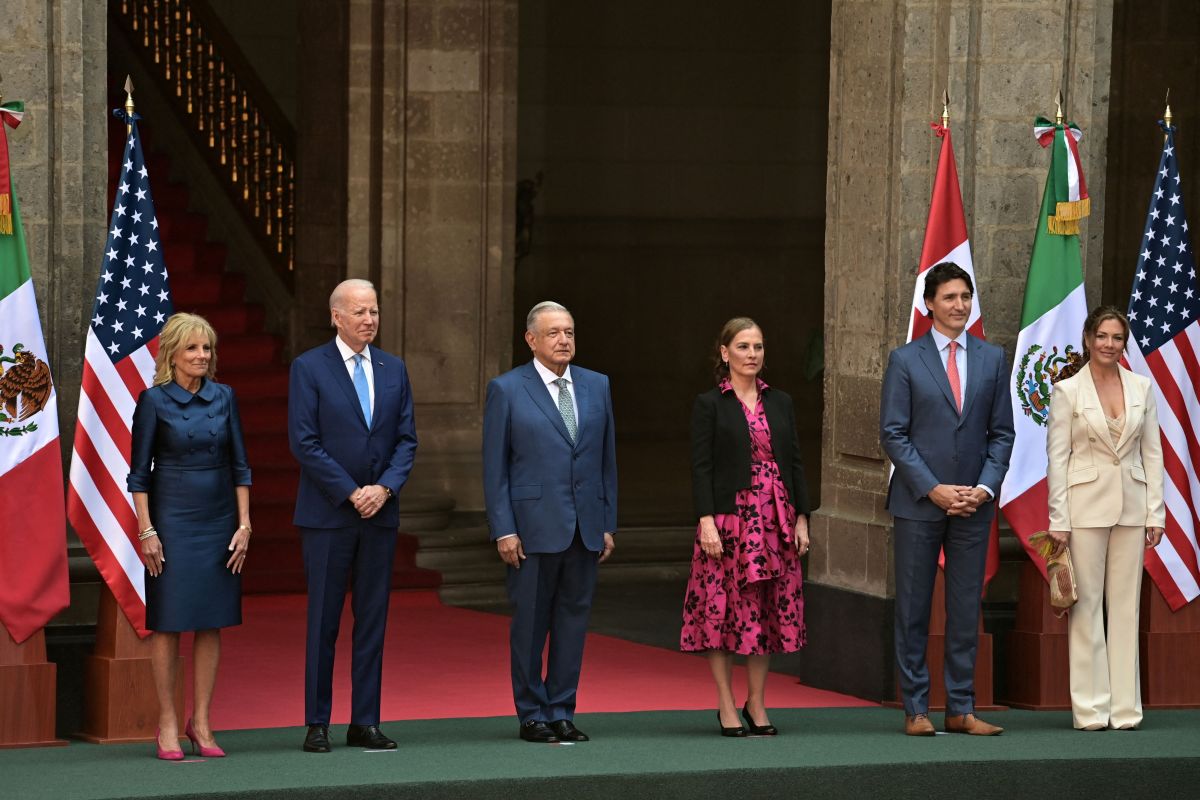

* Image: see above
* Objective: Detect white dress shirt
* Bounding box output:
[335,335,375,414]
[532,358,576,411]
[929,326,994,499]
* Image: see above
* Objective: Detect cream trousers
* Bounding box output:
[1068,524,1145,729]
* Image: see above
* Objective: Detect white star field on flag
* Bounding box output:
[90,128,173,362]
[1128,135,1197,353]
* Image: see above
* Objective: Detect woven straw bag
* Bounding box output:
[1029,531,1078,617]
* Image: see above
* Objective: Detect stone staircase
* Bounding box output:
[411,516,696,606]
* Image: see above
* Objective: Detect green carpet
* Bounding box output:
[4,708,1199,799]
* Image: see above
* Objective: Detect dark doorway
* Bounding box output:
[516,1,832,524]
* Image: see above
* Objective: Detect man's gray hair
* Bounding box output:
[526,300,572,332]
[329,278,376,310]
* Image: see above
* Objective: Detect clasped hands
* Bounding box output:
[349,484,390,519]
[928,484,990,517]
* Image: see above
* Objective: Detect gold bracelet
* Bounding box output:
[138,528,158,541]
[237,524,252,535]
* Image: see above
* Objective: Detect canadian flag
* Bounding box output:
[904,122,999,586]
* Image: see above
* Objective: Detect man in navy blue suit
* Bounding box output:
[880,262,1013,737]
[289,278,417,753]
[483,301,617,743]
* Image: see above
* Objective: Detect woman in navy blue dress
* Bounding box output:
[129,313,252,760]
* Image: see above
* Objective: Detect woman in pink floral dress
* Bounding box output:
[681,317,810,736]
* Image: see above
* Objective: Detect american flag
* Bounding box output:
[67,109,173,635]
[1125,119,1200,611]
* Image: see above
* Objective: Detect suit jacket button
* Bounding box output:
[1089,437,1096,442]
[1113,458,1120,465]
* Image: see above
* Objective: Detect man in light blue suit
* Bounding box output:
[289,279,417,753]
[483,301,617,743]
[880,263,1013,737]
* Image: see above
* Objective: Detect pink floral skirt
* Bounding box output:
[680,459,806,655]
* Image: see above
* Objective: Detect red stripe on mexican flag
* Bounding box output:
[0,100,70,643]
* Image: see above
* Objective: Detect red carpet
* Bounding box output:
[182,591,874,730]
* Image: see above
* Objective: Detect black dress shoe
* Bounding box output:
[346,724,397,750]
[519,720,559,743]
[549,720,589,742]
[718,711,747,738]
[303,724,331,753]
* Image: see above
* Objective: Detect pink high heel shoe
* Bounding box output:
[156,728,184,761]
[185,718,226,758]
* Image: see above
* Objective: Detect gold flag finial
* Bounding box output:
[123,75,135,133]
[941,89,950,128]
[1055,90,1064,125]
[1164,88,1173,129]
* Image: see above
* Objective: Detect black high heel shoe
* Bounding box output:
[718,711,747,737]
[742,702,778,736]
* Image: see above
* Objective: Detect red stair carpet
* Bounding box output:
[108,117,439,594]
[180,591,874,730]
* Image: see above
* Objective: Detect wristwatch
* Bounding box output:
[383,486,394,499]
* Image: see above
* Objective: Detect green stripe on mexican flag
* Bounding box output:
[0,133,70,643]
[998,120,1091,577]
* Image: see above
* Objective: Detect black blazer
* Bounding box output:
[691,384,810,519]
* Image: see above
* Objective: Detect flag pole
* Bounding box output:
[941,88,949,129]
[1164,88,1172,133]
[1054,90,1064,125]
[123,75,135,134]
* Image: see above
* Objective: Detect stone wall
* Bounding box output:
[341,0,518,508]
[815,0,1113,598]
[0,0,109,460]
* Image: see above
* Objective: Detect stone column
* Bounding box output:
[1,0,108,452]
[811,0,1113,700]
[345,0,518,508]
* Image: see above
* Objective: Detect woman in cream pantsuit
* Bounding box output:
[1046,306,1165,731]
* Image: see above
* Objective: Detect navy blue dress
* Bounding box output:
[128,379,252,632]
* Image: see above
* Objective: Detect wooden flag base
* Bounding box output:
[884,571,1002,712]
[78,588,183,743]
[1141,581,1200,708]
[0,628,67,748]
[1004,559,1070,709]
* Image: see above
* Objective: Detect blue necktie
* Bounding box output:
[352,353,372,427]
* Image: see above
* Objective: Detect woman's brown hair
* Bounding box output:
[1052,305,1130,384]
[712,317,760,383]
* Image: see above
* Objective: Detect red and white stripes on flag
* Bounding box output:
[1123,120,1200,610]
[67,110,173,635]
[906,122,998,585]
[68,337,159,634]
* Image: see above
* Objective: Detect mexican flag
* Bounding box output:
[998,117,1091,576]
[0,101,69,643]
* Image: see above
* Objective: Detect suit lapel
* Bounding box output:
[522,362,574,446]
[1113,366,1141,453]
[369,352,386,433]
[571,372,587,444]
[917,333,959,414]
[1078,366,1118,457]
[957,335,984,425]
[325,340,370,431]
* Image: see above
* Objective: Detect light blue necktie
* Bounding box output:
[554,377,577,442]
[352,353,372,427]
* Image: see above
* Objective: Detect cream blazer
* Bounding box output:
[1046,364,1165,532]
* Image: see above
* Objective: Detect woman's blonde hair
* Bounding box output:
[154,313,218,386]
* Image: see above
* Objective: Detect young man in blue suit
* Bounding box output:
[880,263,1014,737]
[289,279,418,753]
[483,301,617,743]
